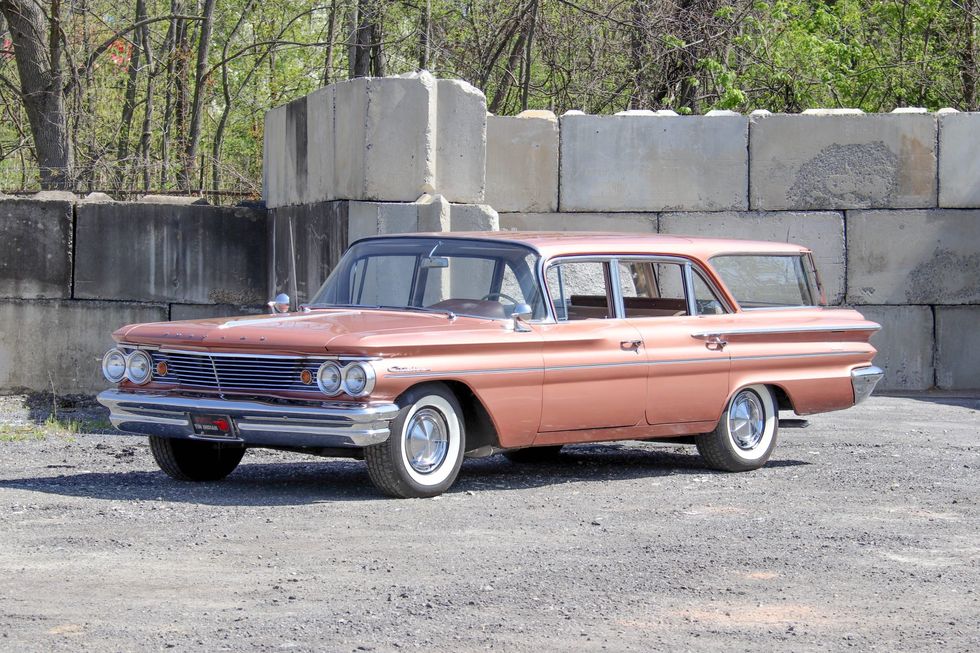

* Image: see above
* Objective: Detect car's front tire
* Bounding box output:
[364,383,465,498]
[695,384,778,472]
[149,436,245,481]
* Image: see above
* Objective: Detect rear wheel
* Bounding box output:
[503,445,563,463]
[695,385,778,472]
[364,383,465,498]
[149,436,245,481]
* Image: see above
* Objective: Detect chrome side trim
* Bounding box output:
[97,390,399,448]
[691,324,881,338]
[383,350,870,378]
[851,365,884,404]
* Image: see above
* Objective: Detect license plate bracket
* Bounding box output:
[190,414,236,438]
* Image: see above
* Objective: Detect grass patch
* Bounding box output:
[0,425,46,442]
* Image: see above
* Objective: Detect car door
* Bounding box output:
[615,258,732,426]
[535,258,647,433]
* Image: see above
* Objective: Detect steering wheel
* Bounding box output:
[480,292,520,304]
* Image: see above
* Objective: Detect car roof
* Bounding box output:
[381,231,811,261]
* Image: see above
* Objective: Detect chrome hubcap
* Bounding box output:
[405,407,449,473]
[729,390,765,450]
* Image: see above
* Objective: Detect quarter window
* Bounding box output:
[710,254,816,308]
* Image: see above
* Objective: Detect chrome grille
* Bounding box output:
[152,351,326,392]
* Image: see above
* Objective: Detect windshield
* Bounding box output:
[710,253,822,309]
[311,237,547,321]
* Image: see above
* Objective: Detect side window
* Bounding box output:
[547,261,611,321]
[693,272,726,315]
[618,261,689,318]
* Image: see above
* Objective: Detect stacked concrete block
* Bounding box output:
[559,112,748,212]
[74,202,268,305]
[846,209,980,305]
[660,211,846,304]
[485,111,559,212]
[938,111,980,208]
[500,212,657,233]
[0,299,168,393]
[854,305,935,391]
[935,307,980,389]
[436,79,487,203]
[306,85,336,204]
[268,200,348,306]
[0,198,73,299]
[750,111,937,210]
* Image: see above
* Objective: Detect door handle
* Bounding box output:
[621,339,642,351]
[705,335,727,351]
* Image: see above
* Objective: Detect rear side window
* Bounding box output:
[710,254,816,308]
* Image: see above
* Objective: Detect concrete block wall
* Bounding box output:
[0,197,267,393]
[486,108,980,391]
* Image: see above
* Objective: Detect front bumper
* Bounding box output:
[851,365,884,405]
[96,389,399,448]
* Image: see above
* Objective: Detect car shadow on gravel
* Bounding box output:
[0,443,808,505]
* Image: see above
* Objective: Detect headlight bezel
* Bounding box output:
[125,350,153,385]
[101,348,127,383]
[316,361,344,396]
[342,361,376,398]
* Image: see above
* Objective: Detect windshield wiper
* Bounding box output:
[378,305,457,320]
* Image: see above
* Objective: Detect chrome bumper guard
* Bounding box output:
[851,366,884,405]
[96,390,399,448]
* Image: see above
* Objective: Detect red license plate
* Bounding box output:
[190,414,235,437]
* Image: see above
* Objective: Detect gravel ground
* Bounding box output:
[0,393,977,652]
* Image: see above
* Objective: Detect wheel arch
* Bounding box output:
[395,379,500,453]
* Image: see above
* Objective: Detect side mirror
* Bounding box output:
[268,293,290,314]
[511,303,533,332]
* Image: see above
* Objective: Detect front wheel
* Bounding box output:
[695,385,778,472]
[149,436,245,481]
[364,383,465,498]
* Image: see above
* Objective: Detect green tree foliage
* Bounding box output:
[0,0,976,196]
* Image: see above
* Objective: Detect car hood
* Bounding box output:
[115,308,518,356]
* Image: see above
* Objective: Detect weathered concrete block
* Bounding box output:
[263,102,287,207]
[306,85,336,204]
[170,303,264,321]
[486,111,559,212]
[0,300,168,393]
[660,211,846,304]
[935,306,980,390]
[750,113,937,210]
[500,212,658,233]
[436,79,486,203]
[0,199,73,299]
[938,112,980,208]
[847,209,980,305]
[559,113,748,212]
[854,305,934,391]
[74,203,267,304]
[269,200,348,305]
[450,203,498,232]
[333,77,369,201]
[347,201,420,244]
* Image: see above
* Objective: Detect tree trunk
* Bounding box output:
[179,0,216,191]
[323,0,338,86]
[116,0,147,188]
[418,0,430,70]
[1,0,73,189]
[352,0,375,78]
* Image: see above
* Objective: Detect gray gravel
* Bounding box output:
[0,394,977,652]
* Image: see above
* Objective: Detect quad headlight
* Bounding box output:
[101,349,127,383]
[316,361,344,396]
[125,350,153,385]
[342,362,375,398]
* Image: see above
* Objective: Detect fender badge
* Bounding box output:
[388,365,430,374]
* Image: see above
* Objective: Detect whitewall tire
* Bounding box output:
[364,383,465,498]
[695,384,778,472]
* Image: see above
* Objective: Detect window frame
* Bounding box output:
[707,251,821,311]
[543,254,733,322]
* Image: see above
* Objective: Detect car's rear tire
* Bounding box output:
[364,383,465,498]
[149,436,245,481]
[503,445,563,463]
[696,384,778,472]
